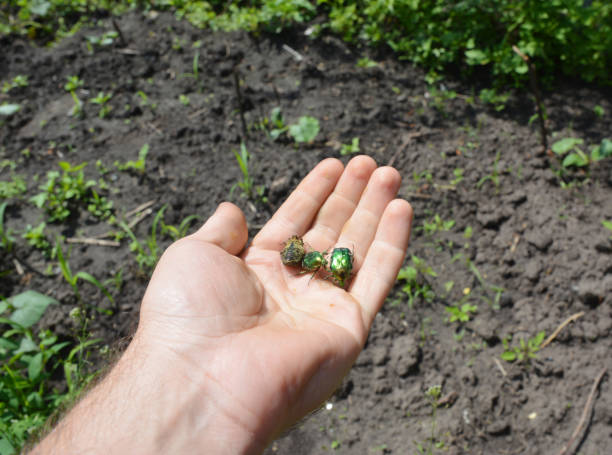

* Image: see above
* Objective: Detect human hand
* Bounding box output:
[31,156,412,455]
[137,155,413,451]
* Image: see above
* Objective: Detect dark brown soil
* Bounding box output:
[2,11,612,455]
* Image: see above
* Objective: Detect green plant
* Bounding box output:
[288,116,320,143]
[602,220,612,239]
[267,109,320,144]
[55,238,114,310]
[90,92,112,118]
[450,168,464,186]
[30,162,106,222]
[552,137,612,169]
[479,88,509,112]
[445,302,478,323]
[356,57,378,68]
[161,214,201,241]
[180,51,200,82]
[230,143,266,202]
[476,151,502,190]
[1,75,28,94]
[396,256,437,308]
[0,175,26,199]
[0,202,15,253]
[501,331,546,365]
[119,206,168,272]
[22,223,51,256]
[179,94,190,106]
[415,385,443,455]
[115,144,149,174]
[340,137,360,155]
[0,103,20,117]
[85,30,118,48]
[0,290,101,453]
[420,214,455,236]
[593,105,605,118]
[64,76,84,117]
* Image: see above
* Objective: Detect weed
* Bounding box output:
[0,175,26,199]
[115,144,149,174]
[179,94,190,106]
[288,116,320,143]
[31,162,111,222]
[0,290,101,453]
[593,105,605,118]
[0,202,15,253]
[356,57,378,68]
[55,238,114,311]
[501,331,546,366]
[419,214,455,236]
[64,76,84,117]
[230,143,267,202]
[476,151,502,190]
[396,256,437,308]
[479,88,509,111]
[445,302,478,323]
[266,108,320,144]
[0,103,20,117]
[180,51,200,82]
[602,220,612,239]
[85,30,118,49]
[552,137,612,169]
[90,92,112,118]
[22,223,51,257]
[415,385,443,455]
[450,168,464,186]
[1,75,28,94]
[119,206,168,272]
[340,137,360,155]
[161,214,201,241]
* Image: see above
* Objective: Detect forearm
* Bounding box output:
[30,335,267,455]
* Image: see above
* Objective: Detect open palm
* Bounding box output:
[138,156,413,446]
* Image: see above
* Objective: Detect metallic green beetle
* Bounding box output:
[280,235,305,267]
[300,250,328,281]
[329,247,353,287]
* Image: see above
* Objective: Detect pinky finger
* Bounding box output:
[350,199,413,328]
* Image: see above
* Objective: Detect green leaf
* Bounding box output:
[599,138,612,158]
[602,220,612,231]
[552,137,583,155]
[288,116,319,143]
[0,300,8,314]
[14,337,38,354]
[9,291,59,328]
[0,103,20,116]
[465,49,488,65]
[562,152,588,168]
[501,351,516,362]
[28,352,43,380]
[30,0,51,16]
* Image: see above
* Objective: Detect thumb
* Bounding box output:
[190,202,248,255]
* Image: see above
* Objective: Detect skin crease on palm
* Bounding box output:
[31,155,413,455]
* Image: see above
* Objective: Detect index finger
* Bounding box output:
[252,158,344,249]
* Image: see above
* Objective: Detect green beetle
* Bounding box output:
[280,235,305,267]
[300,250,328,281]
[329,247,354,288]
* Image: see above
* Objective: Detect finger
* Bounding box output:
[335,167,401,268]
[253,158,344,249]
[350,199,413,327]
[190,202,248,255]
[303,155,377,250]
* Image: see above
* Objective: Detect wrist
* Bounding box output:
[31,334,268,455]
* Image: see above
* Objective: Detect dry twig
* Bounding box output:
[125,200,155,218]
[540,312,585,349]
[557,368,607,455]
[493,356,507,377]
[66,237,120,247]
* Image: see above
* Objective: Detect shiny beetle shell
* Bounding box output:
[280,235,305,267]
[329,247,353,287]
[301,251,327,272]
